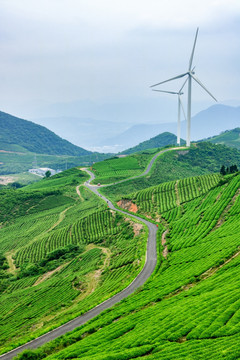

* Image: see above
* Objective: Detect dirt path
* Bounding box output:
[175,180,180,206]
[33,264,66,286]
[6,251,17,275]
[76,185,84,201]
[48,206,73,232]
[215,188,240,229]
[161,229,169,259]
[73,244,111,303]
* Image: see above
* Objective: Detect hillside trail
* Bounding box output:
[73,244,111,303]
[0,146,186,360]
[6,251,17,275]
[76,184,84,201]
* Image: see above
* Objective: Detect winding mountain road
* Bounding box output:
[0,147,185,360]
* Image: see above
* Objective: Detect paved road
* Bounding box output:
[0,146,185,360]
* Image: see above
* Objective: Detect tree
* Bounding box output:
[230,165,238,174]
[220,165,226,175]
[45,170,51,178]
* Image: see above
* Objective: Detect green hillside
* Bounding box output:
[0,111,91,156]
[121,132,185,154]
[15,171,240,360]
[204,128,240,149]
[91,149,157,185]
[100,142,240,200]
[0,168,147,353]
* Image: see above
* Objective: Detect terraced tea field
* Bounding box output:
[0,145,239,360]
[11,171,239,360]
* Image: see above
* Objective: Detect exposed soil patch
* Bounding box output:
[117,199,138,213]
[161,229,169,259]
[6,251,17,275]
[73,244,111,302]
[124,218,143,236]
[0,176,14,185]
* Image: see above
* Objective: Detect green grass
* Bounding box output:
[91,150,159,185]
[19,172,240,360]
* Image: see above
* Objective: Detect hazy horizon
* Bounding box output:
[0,0,240,127]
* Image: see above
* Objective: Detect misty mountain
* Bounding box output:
[31,116,131,151]
[0,111,91,156]
[98,104,240,152]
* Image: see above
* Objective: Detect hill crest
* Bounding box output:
[0,111,91,156]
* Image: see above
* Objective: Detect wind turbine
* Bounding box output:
[150,28,217,147]
[152,78,187,146]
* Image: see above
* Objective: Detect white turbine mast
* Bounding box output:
[150,28,217,147]
[152,77,188,146]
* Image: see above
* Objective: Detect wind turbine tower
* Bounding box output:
[153,79,187,145]
[151,28,217,147]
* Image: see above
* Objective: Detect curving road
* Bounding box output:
[0,147,185,360]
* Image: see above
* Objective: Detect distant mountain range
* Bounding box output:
[0,111,91,156]
[121,132,185,154]
[96,104,240,152]
[30,104,240,153]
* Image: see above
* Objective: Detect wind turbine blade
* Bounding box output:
[150,72,188,88]
[179,96,187,121]
[153,89,179,95]
[191,74,217,102]
[179,77,188,92]
[189,28,199,71]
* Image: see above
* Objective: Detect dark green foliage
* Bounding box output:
[221,164,238,175]
[16,349,43,359]
[220,164,227,175]
[0,254,8,270]
[121,132,185,154]
[18,245,84,278]
[178,142,240,171]
[45,171,51,178]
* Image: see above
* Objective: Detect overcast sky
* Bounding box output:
[0,0,240,123]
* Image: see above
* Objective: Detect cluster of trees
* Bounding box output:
[220,164,238,175]
[18,244,82,278]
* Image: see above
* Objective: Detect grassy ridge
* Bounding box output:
[100,142,240,200]
[204,127,240,149]
[91,150,158,185]
[22,172,240,359]
[121,132,185,154]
